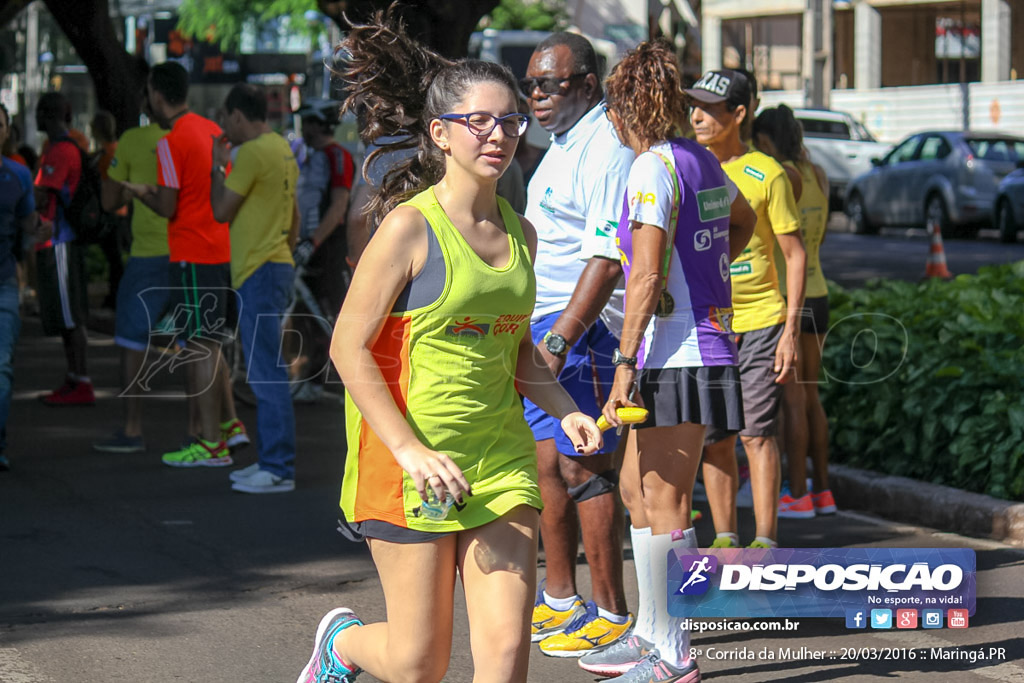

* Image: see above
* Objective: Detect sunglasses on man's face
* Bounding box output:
[518,73,589,98]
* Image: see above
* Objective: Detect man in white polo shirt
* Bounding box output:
[522,32,635,657]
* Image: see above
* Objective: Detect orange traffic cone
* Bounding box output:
[925,217,953,279]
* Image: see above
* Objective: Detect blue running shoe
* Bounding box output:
[296,608,363,683]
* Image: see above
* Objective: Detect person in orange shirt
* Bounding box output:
[127,62,247,468]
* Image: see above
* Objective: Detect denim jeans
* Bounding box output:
[0,278,20,454]
[237,262,296,479]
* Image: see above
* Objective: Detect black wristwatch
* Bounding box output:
[543,331,568,357]
[612,348,638,367]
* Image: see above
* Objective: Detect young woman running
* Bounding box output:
[753,105,837,517]
[582,40,754,682]
[295,13,603,683]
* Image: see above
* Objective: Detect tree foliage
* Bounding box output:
[176,0,322,52]
[478,0,568,32]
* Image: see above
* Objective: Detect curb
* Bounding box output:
[829,464,1024,547]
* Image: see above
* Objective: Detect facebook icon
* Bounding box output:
[846,609,867,629]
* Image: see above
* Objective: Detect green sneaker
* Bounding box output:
[162,440,233,468]
[220,419,250,452]
[748,539,776,549]
[710,536,739,549]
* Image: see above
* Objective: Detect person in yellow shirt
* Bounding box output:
[210,83,300,494]
[686,69,807,549]
[754,105,837,519]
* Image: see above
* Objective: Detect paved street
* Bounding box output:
[819,216,1024,288]
[2,299,1023,682]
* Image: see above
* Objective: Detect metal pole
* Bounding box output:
[960,0,969,130]
[24,2,40,147]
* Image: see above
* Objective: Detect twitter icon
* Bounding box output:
[871,609,893,629]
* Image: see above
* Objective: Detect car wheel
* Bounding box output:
[846,194,877,235]
[996,199,1019,244]
[925,194,953,239]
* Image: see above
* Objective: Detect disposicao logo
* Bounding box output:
[667,548,976,619]
[676,555,718,596]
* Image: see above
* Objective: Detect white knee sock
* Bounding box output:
[650,527,698,668]
[630,525,655,641]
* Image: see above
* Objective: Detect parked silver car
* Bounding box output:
[794,109,891,211]
[994,163,1024,243]
[845,131,1024,238]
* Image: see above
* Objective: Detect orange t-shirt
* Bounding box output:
[156,112,230,263]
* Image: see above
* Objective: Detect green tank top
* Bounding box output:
[340,187,541,532]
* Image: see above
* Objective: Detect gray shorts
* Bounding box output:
[636,366,744,437]
[705,323,784,442]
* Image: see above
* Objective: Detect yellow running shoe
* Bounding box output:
[539,602,634,658]
[531,589,586,643]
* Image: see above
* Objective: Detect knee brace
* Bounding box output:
[567,469,619,503]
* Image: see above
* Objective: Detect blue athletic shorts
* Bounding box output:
[523,311,620,457]
[114,255,172,351]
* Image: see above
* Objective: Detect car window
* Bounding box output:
[887,137,920,165]
[797,118,851,140]
[917,136,951,161]
[966,139,1024,162]
[850,119,877,142]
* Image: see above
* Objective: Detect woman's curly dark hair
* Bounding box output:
[604,39,688,150]
[338,6,518,229]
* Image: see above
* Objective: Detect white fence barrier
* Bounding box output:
[757,80,1024,143]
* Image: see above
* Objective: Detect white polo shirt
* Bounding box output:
[525,102,634,336]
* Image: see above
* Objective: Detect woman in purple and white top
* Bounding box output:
[584,40,755,682]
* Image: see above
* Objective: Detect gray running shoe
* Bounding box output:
[92,430,145,454]
[614,652,701,683]
[578,634,655,677]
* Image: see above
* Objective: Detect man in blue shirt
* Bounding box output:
[0,103,38,470]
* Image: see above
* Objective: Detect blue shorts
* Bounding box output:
[114,256,172,351]
[523,311,620,456]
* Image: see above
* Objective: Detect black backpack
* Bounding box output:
[57,140,111,244]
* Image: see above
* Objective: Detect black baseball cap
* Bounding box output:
[684,69,753,108]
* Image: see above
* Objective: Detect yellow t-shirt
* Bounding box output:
[777,160,829,299]
[224,132,298,288]
[107,123,169,258]
[722,149,801,333]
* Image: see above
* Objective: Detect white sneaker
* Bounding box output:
[293,382,324,404]
[231,469,296,494]
[229,463,261,483]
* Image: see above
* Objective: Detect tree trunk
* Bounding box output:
[41,0,143,135]
[317,0,500,58]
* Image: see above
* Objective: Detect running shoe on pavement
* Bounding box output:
[161,440,232,468]
[777,485,815,519]
[578,633,656,677]
[748,539,776,549]
[220,419,250,452]
[709,535,739,549]
[296,607,363,683]
[616,653,700,683]
[40,379,95,406]
[229,462,261,483]
[539,601,633,657]
[92,430,145,453]
[812,489,838,514]
[231,469,295,494]
[531,582,586,643]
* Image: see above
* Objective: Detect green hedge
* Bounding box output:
[821,261,1024,501]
